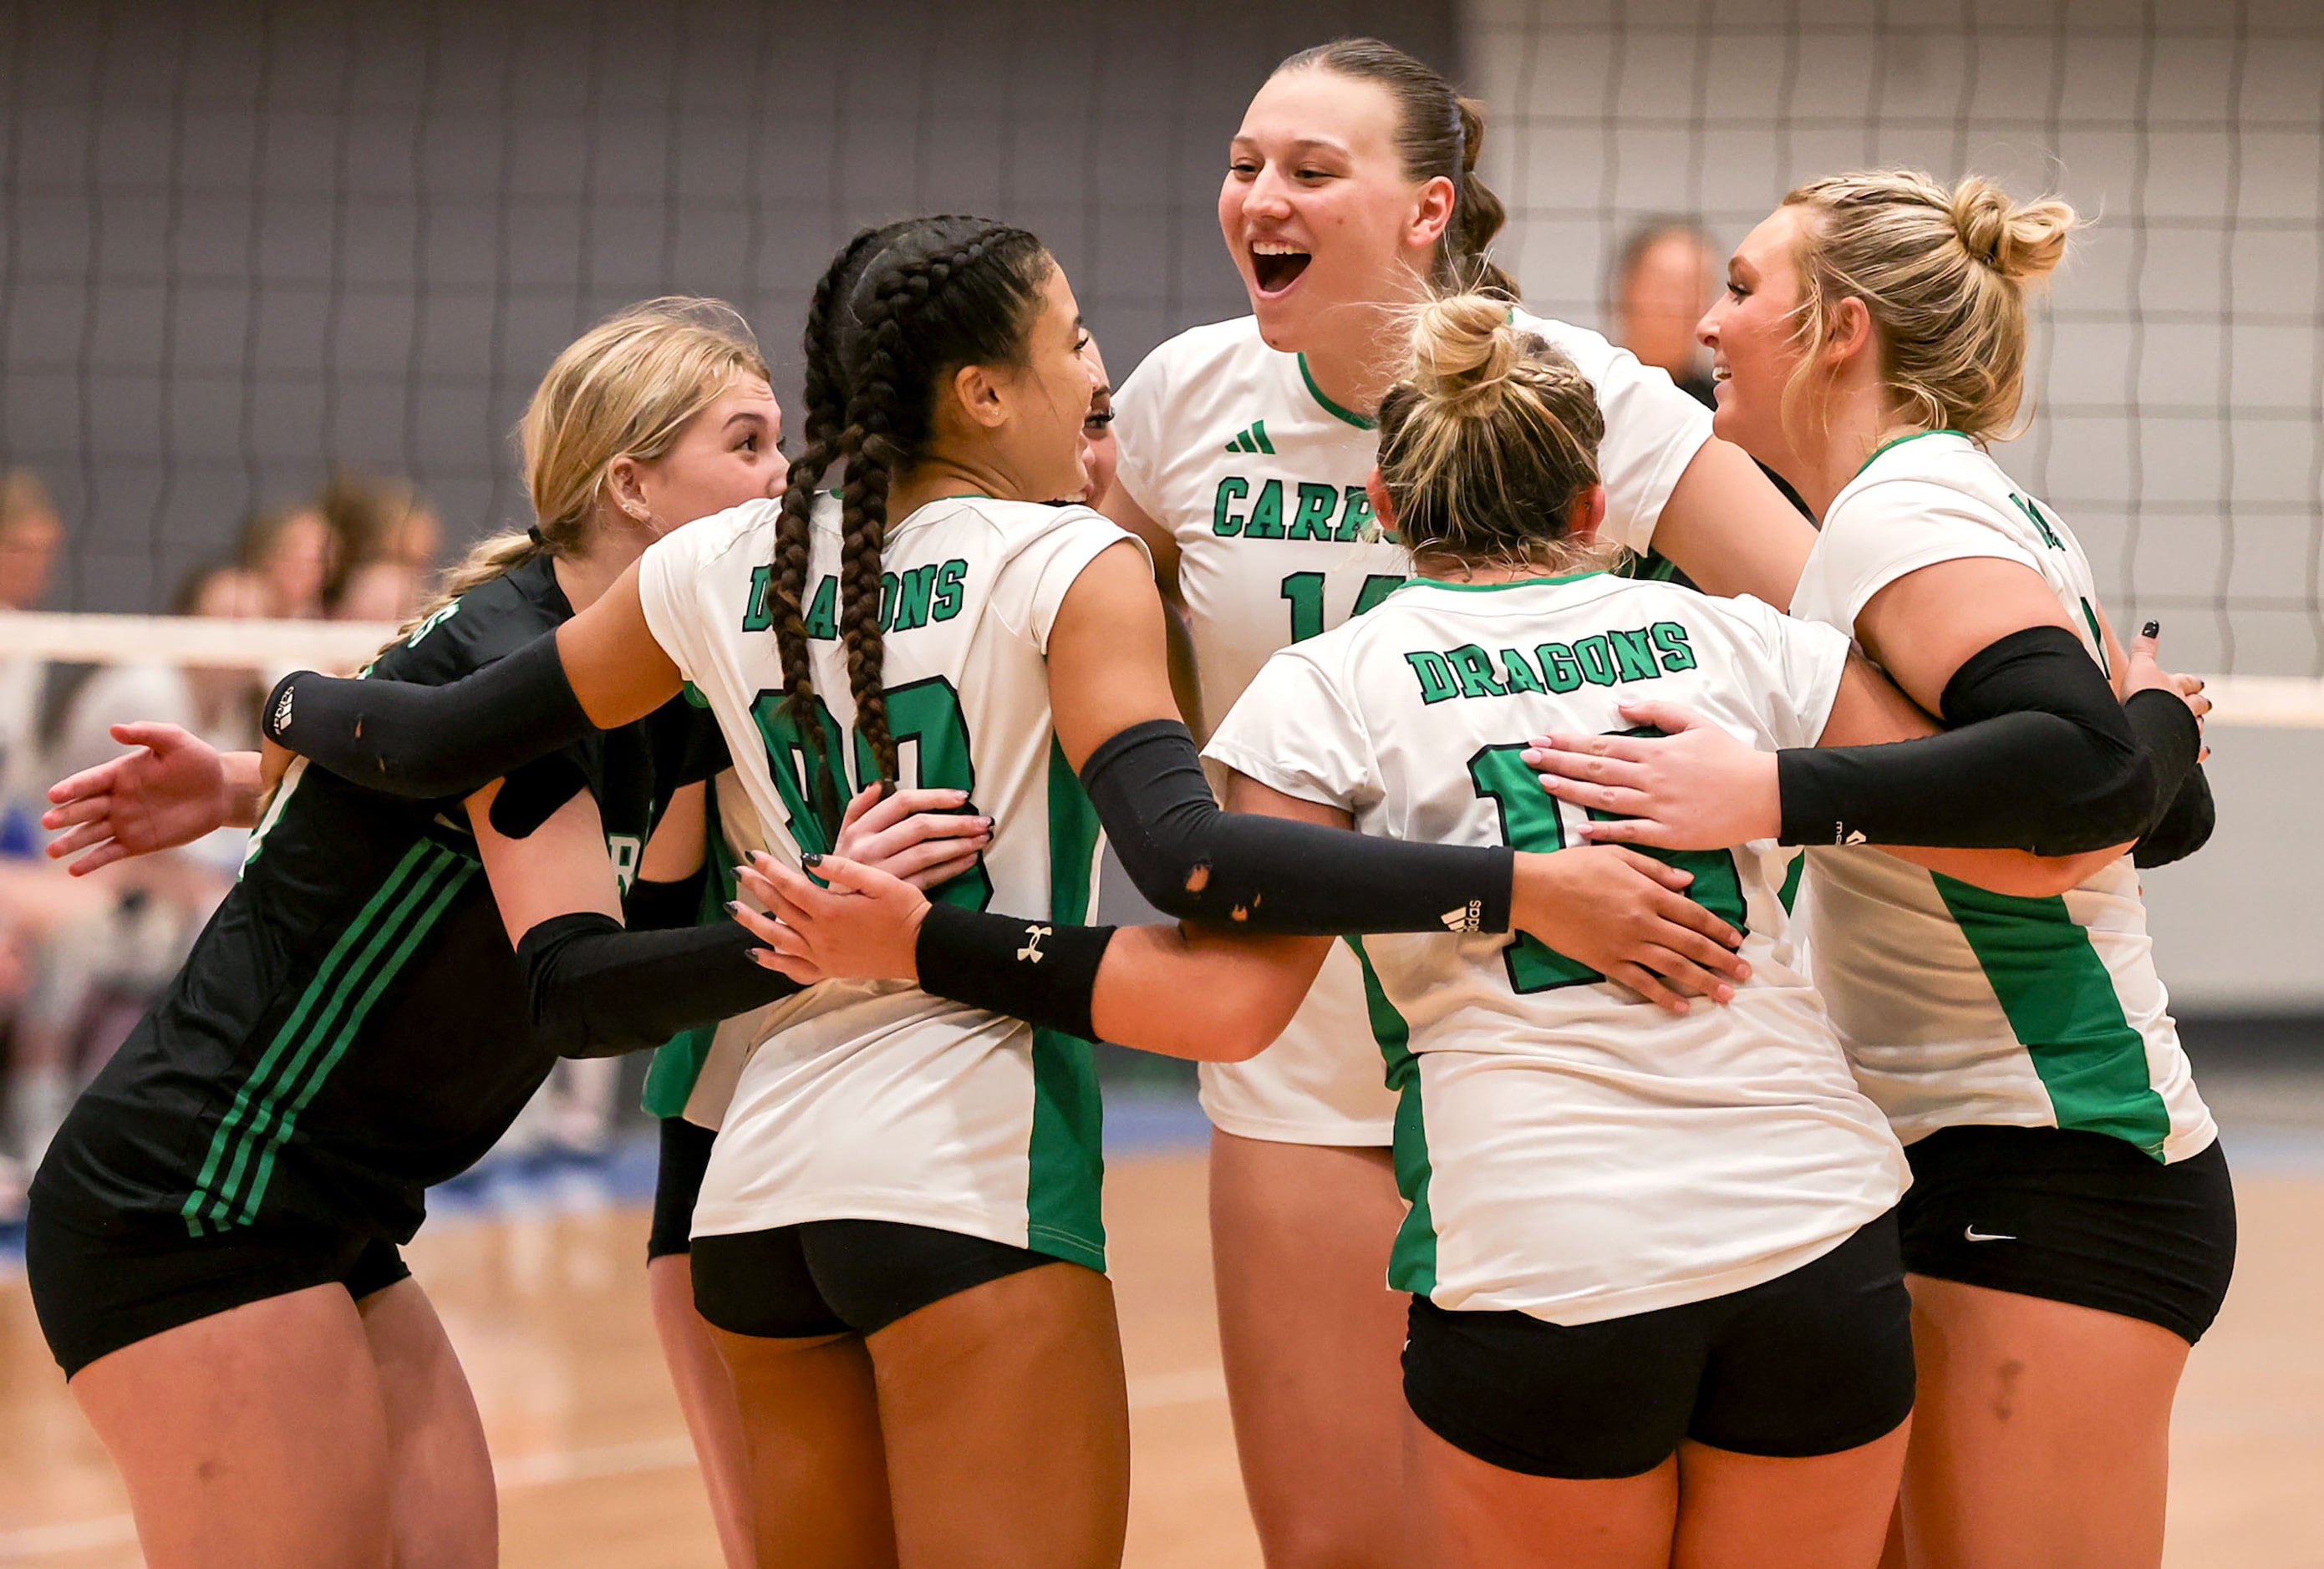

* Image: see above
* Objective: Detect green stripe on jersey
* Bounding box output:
[182,841,438,1235]
[1025,739,1106,1270]
[1346,936,1437,1297]
[182,844,474,1234]
[235,856,475,1223]
[1933,874,2171,1158]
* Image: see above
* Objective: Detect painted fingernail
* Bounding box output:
[801,851,824,868]
[725,900,746,917]
[2141,620,2160,638]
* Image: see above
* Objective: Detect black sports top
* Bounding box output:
[33,556,710,1244]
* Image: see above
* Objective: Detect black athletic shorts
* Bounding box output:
[1403,1213,1915,1480]
[1899,1125,2236,1345]
[691,1219,1055,1339]
[647,1116,715,1262]
[26,1196,412,1379]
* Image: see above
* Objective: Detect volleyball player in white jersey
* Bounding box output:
[737,296,2164,1568]
[1101,39,1826,1561]
[1528,173,2228,1566]
[257,217,1754,1566]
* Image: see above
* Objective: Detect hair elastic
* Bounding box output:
[526,524,547,546]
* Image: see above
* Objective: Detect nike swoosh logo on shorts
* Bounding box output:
[1964,1226,2016,1242]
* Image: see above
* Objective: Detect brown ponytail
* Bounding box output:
[1275,38,1518,298]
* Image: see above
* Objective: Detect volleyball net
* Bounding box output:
[1472,0,2324,724]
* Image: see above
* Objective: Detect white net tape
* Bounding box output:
[0,612,398,677]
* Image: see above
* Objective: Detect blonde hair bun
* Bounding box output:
[1410,292,1524,407]
[1947,175,2077,284]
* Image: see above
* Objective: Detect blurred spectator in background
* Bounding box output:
[319,470,440,626]
[1611,220,1721,407]
[0,470,63,611]
[0,472,65,853]
[236,500,335,620]
[0,560,267,1207]
[329,558,427,625]
[319,470,440,621]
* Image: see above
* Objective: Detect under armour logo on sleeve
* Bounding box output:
[1017,925,1052,963]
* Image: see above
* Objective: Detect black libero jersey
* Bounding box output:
[37,556,707,1243]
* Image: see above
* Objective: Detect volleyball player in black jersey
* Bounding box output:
[24,299,983,1569]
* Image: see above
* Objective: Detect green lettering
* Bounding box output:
[1574,635,1618,687]
[1448,643,1507,699]
[1498,648,1545,693]
[1287,482,1340,541]
[1650,621,1696,673]
[1406,651,1458,704]
[1610,627,1660,683]
[1536,642,1582,693]
[741,564,776,632]
[1212,476,1249,537]
[1245,480,1286,539]
[805,575,838,640]
[933,558,968,621]
[891,564,937,632]
[1335,485,1375,541]
[877,571,898,631]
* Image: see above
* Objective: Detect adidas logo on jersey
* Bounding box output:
[270,685,294,734]
[1440,900,1483,934]
[1223,420,1275,455]
[1017,924,1052,964]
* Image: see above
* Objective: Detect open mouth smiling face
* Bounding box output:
[1249,237,1314,296]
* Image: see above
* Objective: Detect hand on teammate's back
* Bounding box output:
[827,781,992,890]
[1508,841,1750,1018]
[40,722,237,876]
[1526,698,1782,851]
[730,851,928,988]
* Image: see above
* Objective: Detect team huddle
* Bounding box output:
[23,35,2230,1569]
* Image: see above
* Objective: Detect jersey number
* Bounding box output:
[1466,739,1746,994]
[749,676,992,911]
[1279,571,1404,643]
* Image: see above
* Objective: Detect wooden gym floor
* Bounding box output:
[2,1147,2320,1567]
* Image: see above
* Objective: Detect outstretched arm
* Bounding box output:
[1528,632,2200,896]
[262,562,684,800]
[42,724,266,875]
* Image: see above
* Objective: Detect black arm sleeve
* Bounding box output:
[2134,765,2215,869]
[1775,625,2159,855]
[262,632,596,800]
[914,901,1116,1041]
[624,868,709,932]
[1082,719,1513,935]
[514,911,801,1059]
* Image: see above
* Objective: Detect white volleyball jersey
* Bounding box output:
[1791,430,2215,1162]
[637,492,1135,1268]
[1112,311,1714,1143]
[1204,572,1906,1324]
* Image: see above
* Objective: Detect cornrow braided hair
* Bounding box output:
[822,217,1050,791]
[770,223,906,832]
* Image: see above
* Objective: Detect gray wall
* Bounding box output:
[0,0,1457,611]
[1467,0,2324,1010]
